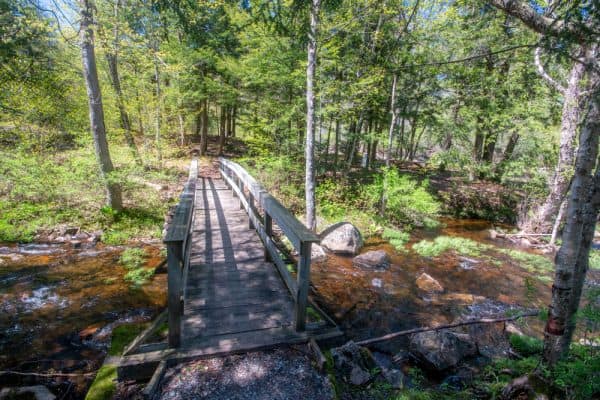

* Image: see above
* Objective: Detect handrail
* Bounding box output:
[164,158,198,348]
[218,157,319,331]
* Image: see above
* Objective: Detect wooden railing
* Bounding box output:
[164,158,197,348]
[218,157,320,332]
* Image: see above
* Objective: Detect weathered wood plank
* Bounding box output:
[123,309,167,356]
[142,360,167,399]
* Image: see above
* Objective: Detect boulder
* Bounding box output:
[409,330,477,371]
[0,386,56,400]
[331,341,376,386]
[416,273,444,293]
[311,244,327,261]
[353,250,390,269]
[320,222,363,255]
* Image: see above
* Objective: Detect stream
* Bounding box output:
[0,241,166,398]
[1,218,598,399]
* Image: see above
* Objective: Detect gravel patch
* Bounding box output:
[159,347,334,400]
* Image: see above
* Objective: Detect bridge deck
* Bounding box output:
[182,176,302,350]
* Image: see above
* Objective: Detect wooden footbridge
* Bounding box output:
[117,158,341,383]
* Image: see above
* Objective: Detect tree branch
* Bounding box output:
[355,311,539,346]
[534,47,566,93]
[487,0,594,42]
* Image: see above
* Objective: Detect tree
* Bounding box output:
[305,0,321,232]
[489,0,600,364]
[80,0,122,211]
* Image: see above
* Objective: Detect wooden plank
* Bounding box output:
[123,309,168,356]
[118,326,344,381]
[142,360,167,399]
[309,338,326,371]
[184,291,286,309]
[182,311,293,338]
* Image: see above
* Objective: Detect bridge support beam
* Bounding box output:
[295,241,312,332]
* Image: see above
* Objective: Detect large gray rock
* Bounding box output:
[311,244,327,261]
[320,222,363,255]
[353,250,390,269]
[409,330,477,371]
[331,341,376,386]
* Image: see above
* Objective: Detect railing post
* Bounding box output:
[295,241,312,332]
[264,213,272,261]
[239,181,244,210]
[166,242,183,348]
[248,192,255,229]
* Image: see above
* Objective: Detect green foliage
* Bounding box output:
[363,168,440,229]
[382,228,410,251]
[85,365,117,400]
[119,248,154,285]
[589,250,600,270]
[413,236,484,258]
[509,334,543,356]
[109,323,148,356]
[497,248,554,274]
[119,248,146,269]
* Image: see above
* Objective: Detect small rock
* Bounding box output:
[311,244,327,261]
[74,232,89,240]
[353,250,390,269]
[350,366,371,385]
[505,323,524,337]
[320,222,363,255]
[331,341,376,386]
[409,330,477,371]
[0,385,56,400]
[62,226,80,236]
[416,273,444,293]
[371,278,383,288]
[382,368,404,389]
[488,229,497,240]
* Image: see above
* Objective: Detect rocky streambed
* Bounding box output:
[0,237,166,399]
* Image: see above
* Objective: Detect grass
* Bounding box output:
[382,227,410,251]
[119,248,154,286]
[85,323,148,400]
[497,248,554,274]
[412,236,486,258]
[589,250,600,270]
[0,144,182,243]
[85,365,117,400]
[109,323,148,356]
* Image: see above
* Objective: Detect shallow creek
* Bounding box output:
[0,242,166,398]
[0,218,597,398]
[312,219,556,347]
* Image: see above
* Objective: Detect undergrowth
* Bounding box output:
[119,248,154,285]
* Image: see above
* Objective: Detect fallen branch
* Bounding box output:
[355,311,539,347]
[0,370,96,378]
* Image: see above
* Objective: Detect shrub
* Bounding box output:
[363,168,440,229]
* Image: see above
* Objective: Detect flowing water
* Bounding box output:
[0,218,597,398]
[0,242,166,398]
[311,219,558,349]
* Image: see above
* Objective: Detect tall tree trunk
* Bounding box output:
[324,117,332,164]
[333,119,340,177]
[79,0,122,211]
[305,0,320,232]
[482,130,498,163]
[178,114,185,146]
[543,81,600,364]
[200,98,208,155]
[153,58,162,164]
[218,106,226,155]
[502,131,520,162]
[386,74,398,167]
[523,52,586,233]
[231,105,237,137]
[104,0,141,165]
